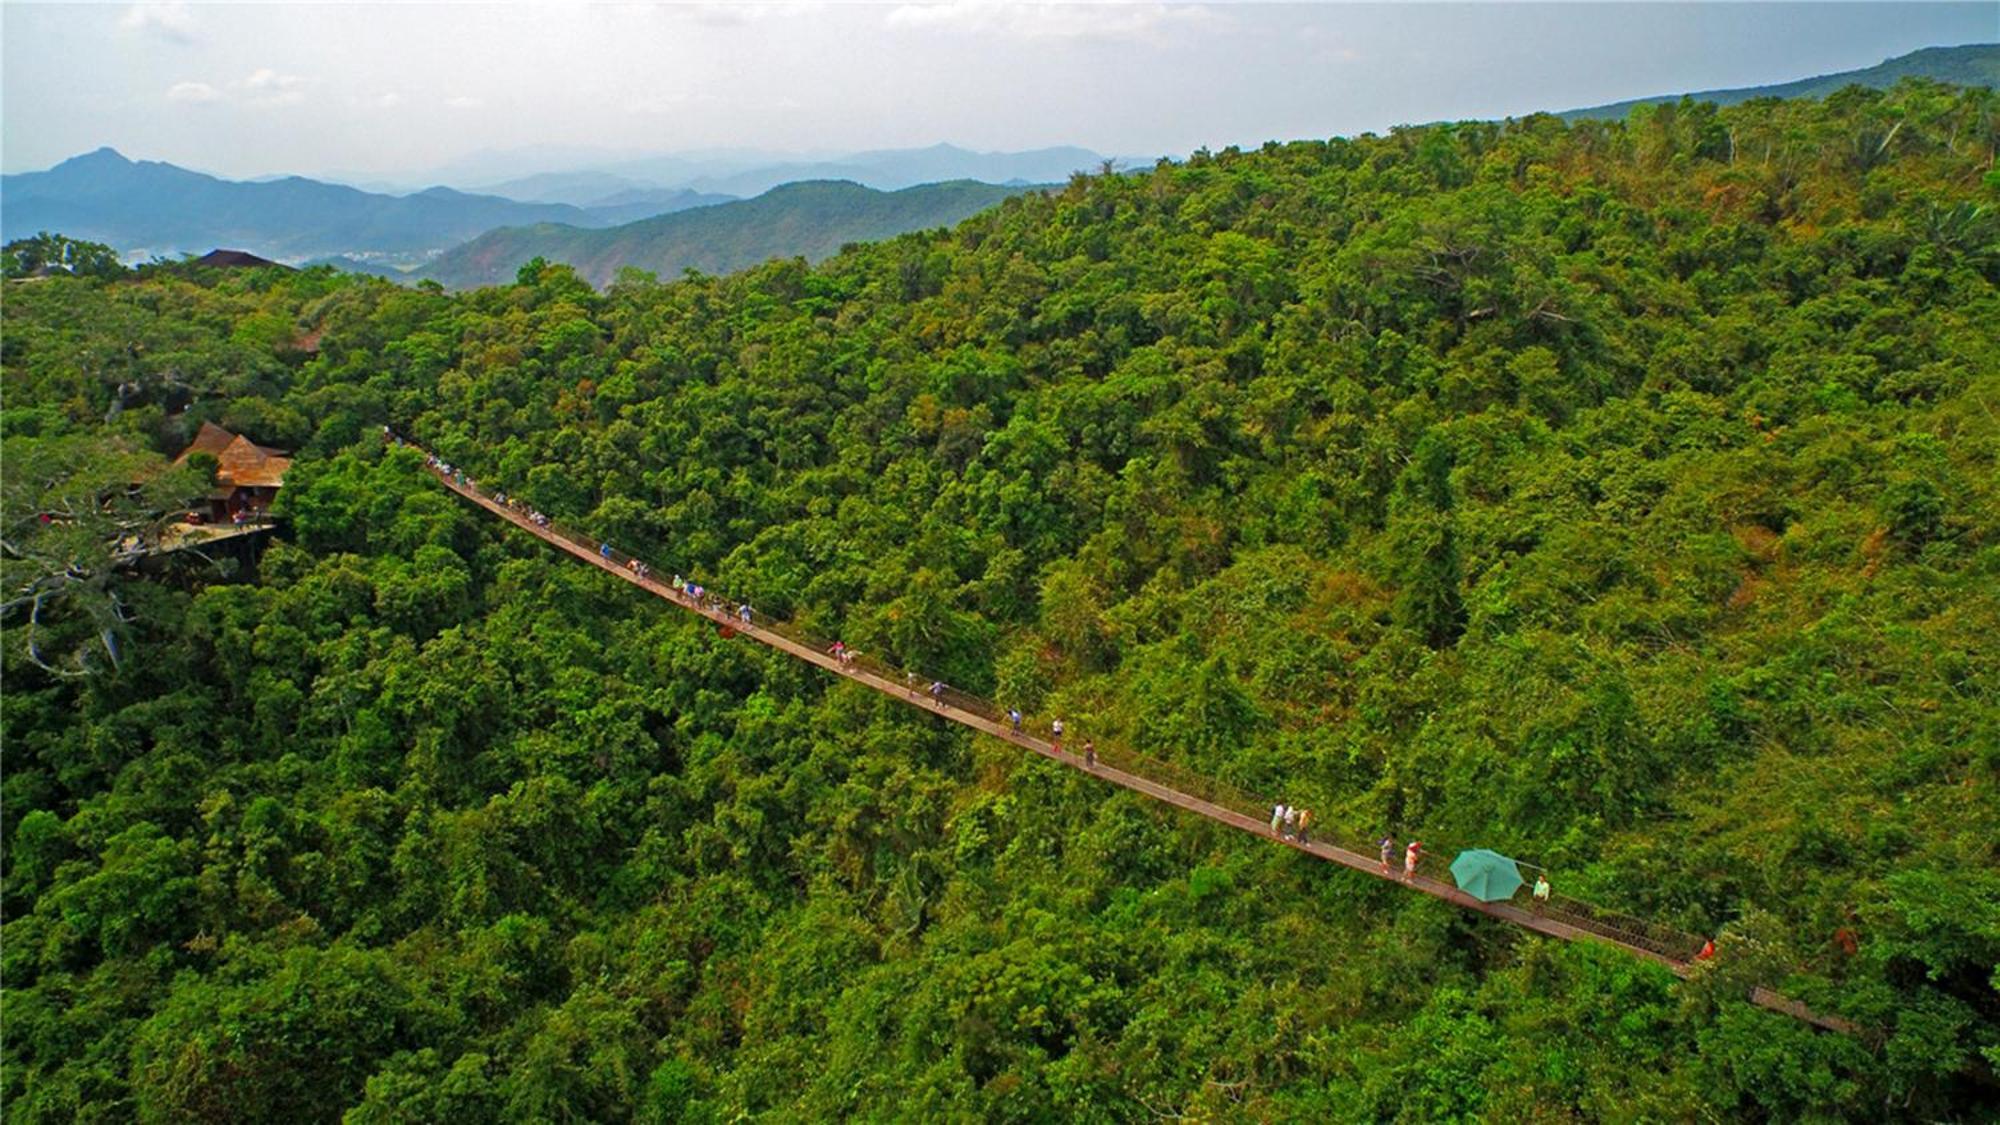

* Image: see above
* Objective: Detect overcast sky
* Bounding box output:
[3,2,1993,183]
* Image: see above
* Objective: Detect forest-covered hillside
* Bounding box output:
[3,81,1998,1121]
[1562,42,1998,120]
[417,179,1040,290]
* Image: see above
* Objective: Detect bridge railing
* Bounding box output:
[412,446,1705,965]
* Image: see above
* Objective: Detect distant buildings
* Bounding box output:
[175,422,290,522]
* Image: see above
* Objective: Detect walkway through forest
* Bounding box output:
[404,440,1855,1036]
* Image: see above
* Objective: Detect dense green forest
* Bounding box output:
[4,82,1998,1121]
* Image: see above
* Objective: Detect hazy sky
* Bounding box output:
[4,2,1993,183]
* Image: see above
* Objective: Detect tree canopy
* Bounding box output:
[4,82,1998,1120]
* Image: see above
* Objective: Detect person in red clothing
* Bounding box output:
[1403,840,1423,882]
[1696,939,1716,961]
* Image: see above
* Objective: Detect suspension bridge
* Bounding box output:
[405,440,1856,1036]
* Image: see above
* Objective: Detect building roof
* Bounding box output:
[194,249,286,269]
[180,420,238,459]
[175,422,290,490]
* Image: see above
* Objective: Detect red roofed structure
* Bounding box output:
[175,422,291,522]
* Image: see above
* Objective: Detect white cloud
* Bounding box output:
[242,67,307,106]
[119,2,196,45]
[373,92,404,109]
[444,96,485,109]
[166,80,221,103]
[626,92,720,116]
[663,2,826,29]
[161,69,308,108]
[883,2,1218,43]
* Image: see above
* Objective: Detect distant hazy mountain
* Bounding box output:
[1562,43,1998,120]
[584,192,735,227]
[301,255,413,280]
[0,149,713,263]
[434,143,1113,202]
[412,144,808,195]
[670,143,1110,198]
[474,170,646,204]
[420,179,1040,290]
[471,172,739,223]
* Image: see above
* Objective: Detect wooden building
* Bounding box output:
[175,422,291,522]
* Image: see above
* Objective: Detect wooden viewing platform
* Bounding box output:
[409,445,1858,1037]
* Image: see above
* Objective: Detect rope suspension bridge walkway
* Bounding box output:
[403,439,1855,1036]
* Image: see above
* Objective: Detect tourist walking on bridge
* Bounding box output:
[1008,708,1022,733]
[1050,717,1064,751]
[930,681,946,709]
[1379,836,1395,873]
[1297,808,1311,845]
[1083,739,1095,769]
[1403,840,1423,883]
[1533,874,1551,907]
[738,603,753,627]
[1273,804,1286,834]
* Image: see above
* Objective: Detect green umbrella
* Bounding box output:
[1450,849,1524,903]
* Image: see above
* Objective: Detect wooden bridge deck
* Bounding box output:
[416,452,1857,1036]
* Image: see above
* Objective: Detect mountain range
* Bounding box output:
[4,46,1991,288]
[0,143,1113,272]
[1562,42,1998,120]
[601,143,1111,199]
[0,149,729,265]
[417,179,1040,290]
[440,143,1114,204]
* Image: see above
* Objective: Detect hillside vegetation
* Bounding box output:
[417,179,1039,289]
[3,81,1998,1121]
[1564,42,1998,120]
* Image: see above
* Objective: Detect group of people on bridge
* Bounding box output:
[1381,836,1421,881]
[1271,803,1315,844]
[421,450,472,493]
[1005,710,1096,767]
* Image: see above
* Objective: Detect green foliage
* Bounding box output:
[4,83,1999,1119]
[3,232,126,280]
[0,430,207,676]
